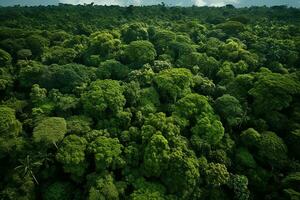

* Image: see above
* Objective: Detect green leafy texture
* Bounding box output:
[56,135,88,181]
[286,129,300,159]
[162,148,200,198]
[0,48,12,66]
[151,29,176,55]
[143,133,170,177]
[177,52,220,78]
[173,93,224,145]
[88,173,121,200]
[214,94,243,127]
[30,84,47,106]
[142,112,180,144]
[43,182,74,200]
[154,68,193,103]
[0,173,35,200]
[282,172,300,192]
[283,189,300,200]
[257,131,288,168]
[97,59,129,80]
[66,115,92,135]
[226,74,254,102]
[88,136,124,171]
[124,40,157,68]
[17,49,32,60]
[45,63,96,92]
[205,163,230,186]
[33,117,67,147]
[0,106,22,156]
[81,79,126,119]
[42,46,77,65]
[0,66,13,91]
[137,87,160,115]
[85,31,121,63]
[216,21,245,35]
[229,175,250,200]
[191,113,225,145]
[168,39,197,61]
[249,71,300,115]
[235,148,257,169]
[121,22,149,43]
[128,65,155,87]
[18,60,47,88]
[173,93,213,121]
[131,178,167,200]
[240,128,261,150]
[25,34,49,57]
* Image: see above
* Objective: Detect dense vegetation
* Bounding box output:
[0,4,300,200]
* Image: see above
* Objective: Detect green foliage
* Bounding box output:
[214,94,243,126]
[131,178,167,200]
[0,48,12,66]
[97,59,129,80]
[33,117,67,147]
[0,5,299,200]
[56,135,88,180]
[0,106,22,156]
[81,79,126,118]
[143,133,170,177]
[42,46,77,65]
[235,148,257,169]
[229,175,250,200]
[249,71,300,115]
[88,136,124,171]
[88,173,121,200]
[257,131,288,168]
[124,40,157,68]
[121,22,149,43]
[154,68,193,102]
[205,163,230,186]
[43,182,74,200]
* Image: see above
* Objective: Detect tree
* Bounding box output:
[177,52,220,78]
[88,173,121,200]
[18,60,48,88]
[229,174,250,200]
[66,115,92,135]
[85,31,121,63]
[33,117,67,148]
[249,71,300,115]
[42,46,77,65]
[121,23,149,43]
[0,48,12,66]
[96,59,129,80]
[15,155,42,184]
[257,131,288,168]
[143,133,170,177]
[214,94,243,127]
[154,68,193,103]
[162,148,200,198]
[88,136,124,171]
[205,163,230,186]
[0,106,22,156]
[81,79,126,119]
[43,182,74,200]
[56,135,88,181]
[17,49,32,60]
[191,113,225,145]
[124,40,157,68]
[130,178,167,200]
[151,29,176,54]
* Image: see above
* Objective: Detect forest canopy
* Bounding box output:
[0,4,300,200]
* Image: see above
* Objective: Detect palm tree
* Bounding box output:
[15,155,42,184]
